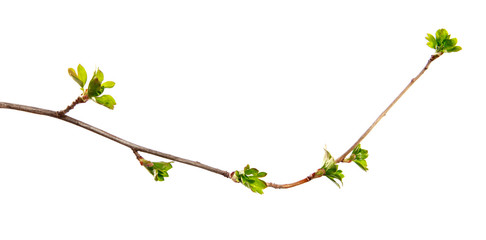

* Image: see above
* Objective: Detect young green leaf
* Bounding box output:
[256,172,267,178]
[96,69,104,82]
[68,68,85,89]
[87,68,116,102]
[435,29,449,45]
[446,38,458,48]
[152,161,173,181]
[446,46,462,53]
[250,179,267,194]
[425,33,436,49]
[94,95,116,109]
[87,76,102,98]
[321,147,335,170]
[244,168,258,175]
[354,159,368,171]
[102,81,115,89]
[352,144,368,160]
[77,64,87,85]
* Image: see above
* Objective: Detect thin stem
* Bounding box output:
[56,95,87,116]
[266,53,442,189]
[0,102,230,178]
[335,53,442,163]
[267,174,316,189]
[132,149,143,161]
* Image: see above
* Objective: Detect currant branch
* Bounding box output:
[0,29,461,194]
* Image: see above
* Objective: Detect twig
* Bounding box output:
[266,53,442,189]
[267,174,316,189]
[0,53,443,190]
[0,102,230,178]
[132,149,144,161]
[334,53,442,163]
[56,95,87,116]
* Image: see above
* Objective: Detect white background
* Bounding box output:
[1,1,485,239]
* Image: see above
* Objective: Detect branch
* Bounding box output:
[335,53,442,163]
[266,53,443,189]
[0,29,461,193]
[56,94,88,116]
[0,53,446,190]
[0,102,230,178]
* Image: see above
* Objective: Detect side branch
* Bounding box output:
[0,102,230,178]
[267,53,443,189]
[57,95,88,116]
[335,53,442,163]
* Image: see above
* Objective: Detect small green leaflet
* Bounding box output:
[87,75,102,98]
[95,95,116,110]
[435,29,449,45]
[425,33,436,49]
[67,64,89,89]
[96,69,104,82]
[87,69,107,97]
[77,64,87,86]
[68,66,85,89]
[102,81,115,89]
[321,147,335,170]
[232,164,267,194]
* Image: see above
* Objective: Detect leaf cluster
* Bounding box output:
[140,159,173,181]
[68,64,117,109]
[318,148,345,188]
[232,165,267,194]
[426,29,462,53]
[345,144,369,171]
